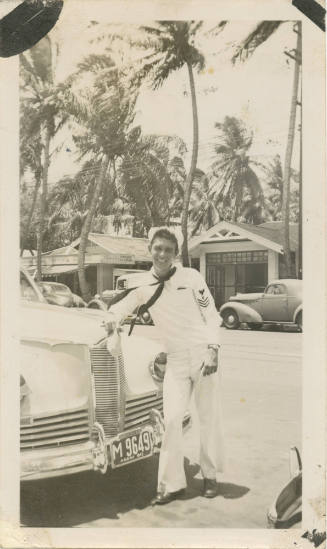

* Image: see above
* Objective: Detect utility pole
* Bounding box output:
[282,21,301,277]
[298,32,302,280]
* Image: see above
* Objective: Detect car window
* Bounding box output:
[20,272,40,302]
[266,284,286,295]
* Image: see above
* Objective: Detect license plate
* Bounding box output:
[109,427,154,468]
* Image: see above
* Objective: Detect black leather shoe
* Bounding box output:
[151,489,185,506]
[203,478,219,498]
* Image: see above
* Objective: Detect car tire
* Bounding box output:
[222,309,240,330]
[296,311,302,332]
[248,323,262,330]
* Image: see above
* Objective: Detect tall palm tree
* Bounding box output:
[20,35,68,280]
[20,108,43,255]
[211,116,265,223]
[131,22,205,265]
[231,21,301,275]
[63,53,137,300]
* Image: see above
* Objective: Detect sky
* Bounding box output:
[20,1,301,186]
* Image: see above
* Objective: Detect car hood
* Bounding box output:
[20,300,107,346]
[20,340,92,416]
[230,292,263,302]
[20,308,164,416]
[120,332,164,395]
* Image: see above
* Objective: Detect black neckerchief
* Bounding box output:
[108,267,177,336]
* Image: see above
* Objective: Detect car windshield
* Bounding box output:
[20,272,40,302]
[43,283,71,295]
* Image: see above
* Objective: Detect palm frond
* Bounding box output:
[232,21,283,64]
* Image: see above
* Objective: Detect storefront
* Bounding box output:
[22,233,152,296]
[189,221,299,308]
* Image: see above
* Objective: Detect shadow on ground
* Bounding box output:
[184,459,250,500]
[21,456,250,527]
[21,455,159,527]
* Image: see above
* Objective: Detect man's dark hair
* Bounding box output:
[149,228,179,254]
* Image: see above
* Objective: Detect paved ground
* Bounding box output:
[21,327,302,528]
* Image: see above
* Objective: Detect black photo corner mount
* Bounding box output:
[0,0,64,58]
[292,0,326,32]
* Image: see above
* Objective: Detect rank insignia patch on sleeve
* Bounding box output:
[197,288,209,308]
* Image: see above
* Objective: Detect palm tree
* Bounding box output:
[63,53,137,300]
[130,22,205,265]
[20,35,68,280]
[119,131,187,232]
[189,173,220,235]
[231,21,301,275]
[45,160,102,248]
[20,108,43,255]
[211,116,265,223]
[264,154,299,223]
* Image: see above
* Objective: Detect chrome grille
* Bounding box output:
[20,408,90,450]
[125,392,163,430]
[91,347,123,437]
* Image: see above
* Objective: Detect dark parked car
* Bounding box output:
[220,279,302,331]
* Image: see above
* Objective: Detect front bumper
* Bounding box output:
[21,409,171,481]
[21,421,108,481]
[21,440,98,481]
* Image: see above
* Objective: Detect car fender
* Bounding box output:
[220,301,263,323]
[293,304,302,323]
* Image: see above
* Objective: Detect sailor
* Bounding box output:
[105,227,224,504]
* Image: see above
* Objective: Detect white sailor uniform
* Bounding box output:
[108,264,224,493]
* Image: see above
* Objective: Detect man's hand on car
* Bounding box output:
[102,317,117,336]
[201,346,219,376]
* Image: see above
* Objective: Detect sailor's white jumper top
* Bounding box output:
[108,264,221,354]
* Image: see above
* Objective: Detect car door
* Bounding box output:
[261,283,289,321]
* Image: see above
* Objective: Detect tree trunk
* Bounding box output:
[282,23,301,277]
[36,124,51,282]
[181,61,199,267]
[78,155,110,301]
[20,177,41,256]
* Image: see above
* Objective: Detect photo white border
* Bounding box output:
[0,0,325,547]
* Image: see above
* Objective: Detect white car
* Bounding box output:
[20,269,187,481]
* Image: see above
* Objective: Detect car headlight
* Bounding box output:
[20,374,30,401]
[149,352,167,382]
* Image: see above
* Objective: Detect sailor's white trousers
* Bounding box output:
[157,344,224,494]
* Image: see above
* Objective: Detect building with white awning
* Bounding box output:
[22,234,152,296]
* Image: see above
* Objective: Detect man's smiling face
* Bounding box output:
[150,237,178,277]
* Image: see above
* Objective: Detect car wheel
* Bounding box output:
[222,309,240,330]
[296,311,302,332]
[248,323,262,330]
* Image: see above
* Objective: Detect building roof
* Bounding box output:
[233,222,299,251]
[87,233,152,262]
[189,220,299,254]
